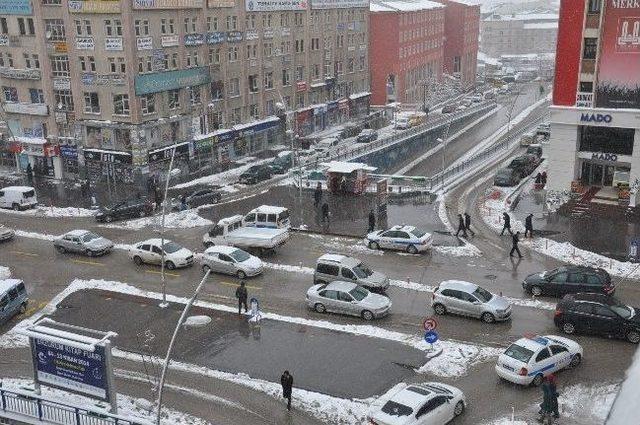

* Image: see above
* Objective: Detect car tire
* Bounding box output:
[237,270,247,279]
[202,265,211,274]
[368,241,379,250]
[55,245,66,254]
[626,330,640,344]
[454,401,465,416]
[362,310,374,321]
[532,374,544,387]
[86,249,94,257]
[133,256,143,266]
[530,286,543,296]
[562,322,576,335]
[407,245,418,254]
[203,241,214,248]
[481,312,496,323]
[314,303,326,313]
[433,304,447,315]
[12,203,19,211]
[569,353,582,368]
[165,261,176,270]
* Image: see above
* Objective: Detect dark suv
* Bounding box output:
[554,293,640,343]
[239,164,272,184]
[95,198,153,223]
[507,155,537,178]
[522,266,614,297]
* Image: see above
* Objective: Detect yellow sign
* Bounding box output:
[133,0,203,9]
[54,42,68,53]
[68,1,121,13]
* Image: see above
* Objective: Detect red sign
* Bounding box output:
[296,81,307,92]
[423,317,438,331]
[595,1,640,109]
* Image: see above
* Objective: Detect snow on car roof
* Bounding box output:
[325,281,358,291]
[0,279,23,296]
[318,253,347,263]
[2,186,35,192]
[248,205,288,214]
[512,335,558,351]
[390,225,416,232]
[389,385,433,410]
[138,238,174,246]
[440,280,478,292]
[65,229,90,237]
[218,215,244,225]
[205,245,239,255]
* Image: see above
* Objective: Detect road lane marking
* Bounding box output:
[71,259,105,267]
[201,294,233,301]
[219,281,261,290]
[145,270,181,277]
[10,250,38,257]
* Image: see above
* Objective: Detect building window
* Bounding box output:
[246,14,256,30]
[229,78,240,97]
[168,89,180,109]
[248,75,259,93]
[263,42,273,57]
[80,56,87,71]
[295,65,304,81]
[335,61,343,75]
[226,16,237,30]
[44,19,65,41]
[228,46,239,62]
[161,18,175,35]
[207,16,219,31]
[184,17,197,34]
[249,104,259,118]
[113,94,130,115]
[583,38,598,59]
[579,81,593,92]
[87,56,96,72]
[282,69,290,86]
[29,88,45,103]
[296,93,304,108]
[579,126,634,155]
[189,86,201,105]
[359,55,365,71]
[280,13,289,27]
[51,55,70,77]
[140,94,155,114]
[263,71,273,89]
[135,19,150,36]
[54,89,73,111]
[2,87,18,103]
[171,53,179,69]
[209,48,221,64]
[74,19,91,36]
[83,92,100,113]
[104,19,122,37]
[0,18,7,34]
[266,99,275,115]
[294,12,303,26]
[262,13,273,28]
[312,64,320,79]
[336,34,344,48]
[347,58,354,73]
[281,40,291,54]
[311,37,320,51]
[587,0,601,13]
[211,81,223,100]
[295,39,304,53]
[23,54,39,69]
[246,44,257,59]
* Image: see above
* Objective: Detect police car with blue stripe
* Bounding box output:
[495,335,583,386]
[366,225,433,254]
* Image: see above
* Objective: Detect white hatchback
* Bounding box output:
[367,382,465,425]
[129,238,194,270]
[495,335,583,386]
[200,245,263,278]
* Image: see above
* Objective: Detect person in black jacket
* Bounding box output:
[510,231,523,258]
[524,213,534,238]
[500,212,513,235]
[235,281,248,315]
[464,212,475,236]
[321,202,330,223]
[280,370,294,411]
[313,183,322,207]
[455,214,468,237]
[368,210,375,232]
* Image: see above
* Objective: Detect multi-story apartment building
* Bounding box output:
[369,0,445,106]
[480,12,558,57]
[547,0,640,205]
[0,0,370,186]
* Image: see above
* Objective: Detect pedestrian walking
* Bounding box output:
[340,176,347,193]
[455,214,468,237]
[321,202,330,223]
[25,163,33,186]
[510,231,523,258]
[539,374,560,422]
[180,194,187,211]
[541,171,547,186]
[368,209,376,232]
[154,187,162,211]
[524,213,534,238]
[500,212,513,236]
[464,212,475,236]
[235,281,248,315]
[280,370,294,411]
[313,183,322,207]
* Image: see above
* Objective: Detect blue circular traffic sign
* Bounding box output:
[424,330,439,344]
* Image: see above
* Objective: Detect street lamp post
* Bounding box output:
[159,144,178,308]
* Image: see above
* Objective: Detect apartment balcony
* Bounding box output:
[3,103,48,116]
[576,92,593,108]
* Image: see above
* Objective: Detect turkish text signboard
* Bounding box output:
[30,338,111,401]
[0,0,33,15]
[311,0,367,8]
[245,0,307,12]
[595,0,640,109]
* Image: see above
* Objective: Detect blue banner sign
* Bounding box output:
[31,338,110,401]
[0,0,32,15]
[207,31,226,44]
[135,66,210,95]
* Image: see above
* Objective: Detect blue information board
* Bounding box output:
[31,338,110,401]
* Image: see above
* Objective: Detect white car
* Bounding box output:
[366,225,433,254]
[129,238,194,270]
[367,382,465,425]
[0,225,15,242]
[495,335,583,386]
[200,245,263,278]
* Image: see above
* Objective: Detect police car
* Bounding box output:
[495,335,583,386]
[366,225,433,254]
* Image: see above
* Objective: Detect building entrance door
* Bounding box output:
[581,161,617,187]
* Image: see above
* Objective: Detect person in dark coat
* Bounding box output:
[535,173,542,184]
[180,194,187,211]
[280,370,294,411]
[541,171,547,186]
[500,212,513,235]
[510,231,523,258]
[25,163,33,186]
[313,183,322,207]
[321,202,330,223]
[524,213,534,238]
[154,186,162,211]
[235,281,248,315]
[368,210,375,232]
[539,374,560,419]
[464,212,475,236]
[455,214,467,237]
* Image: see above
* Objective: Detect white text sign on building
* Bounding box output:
[245,0,307,12]
[310,0,368,8]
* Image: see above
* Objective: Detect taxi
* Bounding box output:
[495,335,583,386]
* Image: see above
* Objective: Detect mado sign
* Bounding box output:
[31,338,111,401]
[580,113,613,123]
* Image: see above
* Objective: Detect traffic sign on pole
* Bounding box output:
[423,317,438,331]
[424,330,439,344]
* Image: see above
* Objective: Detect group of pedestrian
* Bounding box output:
[500,212,535,259]
[455,212,475,238]
[534,171,548,187]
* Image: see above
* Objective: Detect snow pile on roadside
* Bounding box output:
[502,296,555,311]
[14,230,58,241]
[172,158,272,190]
[0,265,11,279]
[322,239,384,256]
[102,210,212,230]
[0,378,209,425]
[417,341,502,377]
[0,206,96,218]
[389,279,434,292]
[263,261,314,275]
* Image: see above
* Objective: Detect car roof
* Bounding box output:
[205,245,239,255]
[248,205,288,214]
[65,229,90,237]
[318,253,347,263]
[138,238,173,246]
[557,265,607,275]
[388,225,416,233]
[511,335,566,351]
[1,186,35,192]
[0,279,23,296]
[218,215,243,225]
[324,281,358,291]
[564,292,615,304]
[389,386,433,410]
[439,280,478,292]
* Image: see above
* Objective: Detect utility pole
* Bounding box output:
[159,143,178,308]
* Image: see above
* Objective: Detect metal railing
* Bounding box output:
[0,386,150,425]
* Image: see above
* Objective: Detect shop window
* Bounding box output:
[579,126,634,156]
[583,38,598,60]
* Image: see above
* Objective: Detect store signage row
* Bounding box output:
[592,152,619,162]
[81,73,126,86]
[227,31,243,42]
[0,67,41,80]
[245,0,306,12]
[84,148,132,164]
[135,66,210,95]
[105,37,123,51]
[68,0,121,14]
[133,0,203,9]
[310,0,368,7]
[76,37,95,50]
[185,33,205,46]
[148,141,190,163]
[0,0,32,15]
[580,113,613,123]
[162,35,179,47]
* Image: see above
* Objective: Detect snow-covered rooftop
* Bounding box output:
[477,51,501,66]
[321,161,377,174]
[523,22,558,29]
[370,0,445,12]
[484,12,558,22]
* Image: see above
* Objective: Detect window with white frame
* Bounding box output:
[248,74,259,93]
[228,46,239,62]
[83,92,100,113]
[135,19,149,36]
[226,15,237,30]
[44,19,65,41]
[140,94,155,114]
[113,94,129,115]
[2,86,18,103]
[228,78,239,97]
[104,19,122,36]
[184,17,197,33]
[51,55,70,77]
[54,89,73,111]
[29,88,45,103]
[168,89,180,109]
[263,72,273,89]
[209,48,220,64]
[23,54,39,69]
[207,16,218,31]
[161,18,175,34]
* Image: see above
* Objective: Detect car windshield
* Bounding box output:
[349,286,369,301]
[381,401,412,417]
[163,241,183,254]
[229,249,251,262]
[504,344,534,363]
[82,232,101,242]
[412,229,427,238]
[611,305,634,319]
[472,287,493,303]
[353,263,373,278]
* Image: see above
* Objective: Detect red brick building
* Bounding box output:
[369,0,446,105]
[436,0,481,90]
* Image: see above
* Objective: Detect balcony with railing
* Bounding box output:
[576,92,593,108]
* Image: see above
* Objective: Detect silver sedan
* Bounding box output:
[306,280,391,321]
[54,230,114,257]
[0,225,15,242]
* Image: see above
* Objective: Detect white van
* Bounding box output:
[0,186,37,210]
[243,205,290,229]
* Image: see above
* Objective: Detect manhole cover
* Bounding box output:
[484,274,497,280]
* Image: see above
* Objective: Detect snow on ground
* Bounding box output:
[417,340,502,377]
[14,229,57,241]
[0,265,11,279]
[321,239,385,256]
[101,210,212,230]
[0,378,209,425]
[172,158,272,190]
[0,206,96,218]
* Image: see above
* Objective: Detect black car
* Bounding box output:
[522,266,615,297]
[554,293,640,343]
[494,167,521,187]
[239,164,272,184]
[526,145,543,158]
[173,189,221,210]
[507,155,536,178]
[95,198,153,223]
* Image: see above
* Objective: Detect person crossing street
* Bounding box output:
[235,281,248,315]
[280,370,294,411]
[525,213,534,238]
[455,214,468,237]
[510,231,523,258]
[464,212,475,237]
[501,212,513,236]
